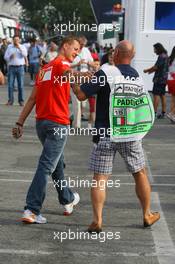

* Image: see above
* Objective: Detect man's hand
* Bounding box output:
[79,71,94,83]
[77,59,86,66]
[12,123,23,139]
[15,43,21,49]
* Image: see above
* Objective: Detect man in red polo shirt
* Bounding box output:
[12,36,88,224]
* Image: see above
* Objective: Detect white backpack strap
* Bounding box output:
[100,65,122,86]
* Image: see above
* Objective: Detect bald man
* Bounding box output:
[72,40,160,232]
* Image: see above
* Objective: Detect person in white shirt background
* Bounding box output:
[38,40,47,58]
[71,36,95,129]
[4,35,27,106]
[42,41,58,64]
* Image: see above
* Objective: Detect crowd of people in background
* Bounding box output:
[0,35,175,124]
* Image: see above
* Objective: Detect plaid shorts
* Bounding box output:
[89,137,145,174]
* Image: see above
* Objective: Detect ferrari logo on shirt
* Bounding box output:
[38,67,53,82]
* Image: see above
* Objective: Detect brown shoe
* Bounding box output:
[87,222,102,233]
[144,212,160,227]
[6,101,13,106]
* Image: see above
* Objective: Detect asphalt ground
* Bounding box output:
[0,76,175,264]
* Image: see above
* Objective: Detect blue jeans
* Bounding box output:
[8,65,24,103]
[25,120,74,215]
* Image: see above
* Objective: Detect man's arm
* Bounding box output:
[17,44,28,58]
[63,68,93,101]
[144,66,158,74]
[4,47,14,62]
[62,69,93,84]
[71,59,86,68]
[12,86,36,138]
[71,69,107,101]
[17,86,36,125]
[71,83,87,101]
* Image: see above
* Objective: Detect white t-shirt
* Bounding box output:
[168,59,175,80]
[72,47,93,72]
[44,51,58,63]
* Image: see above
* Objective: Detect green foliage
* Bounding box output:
[18,0,96,38]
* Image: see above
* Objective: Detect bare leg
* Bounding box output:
[90,173,110,226]
[133,168,160,226]
[170,95,175,114]
[160,95,166,113]
[153,95,159,112]
[133,168,151,217]
[88,112,95,128]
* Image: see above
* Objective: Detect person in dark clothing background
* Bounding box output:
[0,38,8,75]
[144,43,168,119]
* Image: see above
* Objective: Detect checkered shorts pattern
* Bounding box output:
[89,137,145,174]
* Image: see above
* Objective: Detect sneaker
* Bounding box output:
[30,80,35,86]
[19,102,24,107]
[63,192,80,216]
[21,209,47,224]
[6,101,13,106]
[157,113,165,119]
